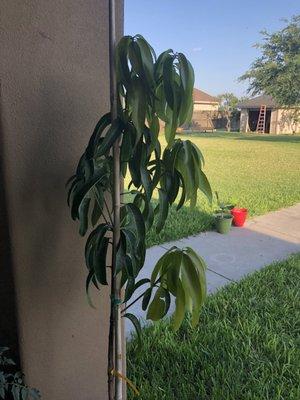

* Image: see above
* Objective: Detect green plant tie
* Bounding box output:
[111,296,122,306]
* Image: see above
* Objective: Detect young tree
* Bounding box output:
[67,33,211,400]
[218,93,239,132]
[239,15,300,107]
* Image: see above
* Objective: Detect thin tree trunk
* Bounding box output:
[108,1,123,399]
[226,114,230,132]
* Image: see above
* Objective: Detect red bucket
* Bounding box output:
[231,208,248,227]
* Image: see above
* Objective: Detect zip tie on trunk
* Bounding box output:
[110,296,122,306]
[110,369,140,396]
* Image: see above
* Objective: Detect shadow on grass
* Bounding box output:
[235,134,300,143]
[146,203,214,248]
[178,131,300,143]
[178,131,241,140]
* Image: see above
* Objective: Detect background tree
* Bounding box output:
[67,32,211,399]
[217,93,239,132]
[239,15,300,107]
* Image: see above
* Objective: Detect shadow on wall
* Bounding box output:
[5,73,107,365]
[0,83,20,367]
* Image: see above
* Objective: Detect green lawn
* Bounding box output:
[137,132,300,247]
[127,254,300,400]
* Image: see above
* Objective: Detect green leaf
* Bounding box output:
[135,36,155,88]
[116,36,132,89]
[12,385,20,400]
[154,49,173,81]
[78,197,91,236]
[134,278,151,291]
[97,118,123,156]
[156,189,169,233]
[142,287,153,311]
[172,279,186,331]
[71,160,110,220]
[146,288,166,321]
[129,78,147,141]
[185,247,207,304]
[178,54,195,125]
[21,387,28,399]
[91,186,104,226]
[94,236,109,285]
[181,253,203,326]
[122,203,146,243]
[160,287,171,317]
[86,112,111,158]
[124,276,135,302]
[162,54,175,109]
[176,174,186,210]
[123,313,142,350]
[165,253,182,295]
[86,270,97,309]
[85,224,109,271]
[198,169,213,203]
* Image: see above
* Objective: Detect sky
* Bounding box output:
[125,0,299,98]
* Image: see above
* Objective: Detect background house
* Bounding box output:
[238,95,300,134]
[189,88,220,131]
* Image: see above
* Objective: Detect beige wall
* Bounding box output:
[194,102,219,112]
[273,109,300,134]
[0,1,123,399]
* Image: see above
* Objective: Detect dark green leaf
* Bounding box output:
[142,287,153,311]
[123,313,142,350]
[94,236,109,285]
[86,270,97,309]
[97,118,123,156]
[79,197,91,236]
[124,276,135,302]
[156,189,169,233]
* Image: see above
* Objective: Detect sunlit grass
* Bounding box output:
[127,254,300,400]
[125,132,300,247]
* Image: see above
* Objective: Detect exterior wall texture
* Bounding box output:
[0,1,123,399]
[275,109,300,134]
[193,102,219,112]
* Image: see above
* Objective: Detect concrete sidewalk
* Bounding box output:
[126,203,300,334]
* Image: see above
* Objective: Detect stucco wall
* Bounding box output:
[0,1,123,399]
[194,102,219,112]
[275,109,300,134]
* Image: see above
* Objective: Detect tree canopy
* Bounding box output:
[240,15,300,107]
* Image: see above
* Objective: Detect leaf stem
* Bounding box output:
[121,276,161,314]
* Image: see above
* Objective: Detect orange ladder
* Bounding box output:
[256,105,267,133]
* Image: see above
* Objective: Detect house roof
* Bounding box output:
[193,88,219,103]
[237,94,277,109]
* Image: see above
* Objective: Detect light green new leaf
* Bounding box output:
[172,279,186,331]
[146,287,166,321]
[198,169,213,204]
